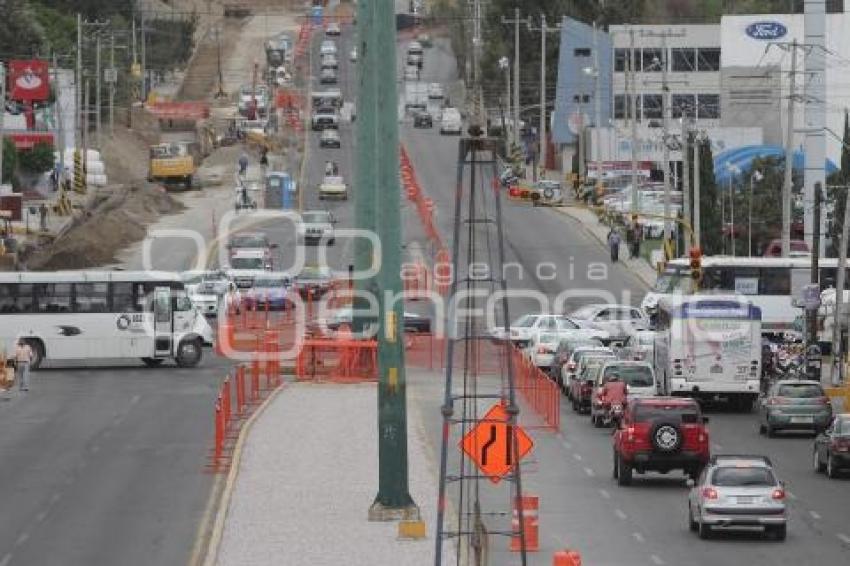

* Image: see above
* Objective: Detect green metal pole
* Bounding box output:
[363,0,419,521]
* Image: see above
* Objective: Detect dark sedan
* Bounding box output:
[413,111,433,128]
[814,413,850,478]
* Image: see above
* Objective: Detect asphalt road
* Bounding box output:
[0,13,362,566]
[402,34,850,566]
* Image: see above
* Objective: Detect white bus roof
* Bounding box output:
[657,294,755,309]
[0,271,183,284]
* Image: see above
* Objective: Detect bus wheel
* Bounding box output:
[24,339,45,370]
[176,339,203,368]
[141,357,165,368]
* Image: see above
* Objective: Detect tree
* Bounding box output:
[828,110,850,255]
[696,137,723,255]
[1,138,18,186]
[17,141,55,174]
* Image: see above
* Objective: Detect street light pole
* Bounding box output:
[749,170,763,256]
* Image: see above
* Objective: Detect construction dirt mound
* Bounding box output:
[25,183,185,270]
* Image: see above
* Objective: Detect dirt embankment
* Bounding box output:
[24,183,185,271]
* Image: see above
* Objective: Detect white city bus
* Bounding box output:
[642,256,847,335]
[654,295,762,411]
[0,271,215,369]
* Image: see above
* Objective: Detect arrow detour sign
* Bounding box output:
[460,403,534,484]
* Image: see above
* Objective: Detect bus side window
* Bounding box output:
[174,295,193,312]
[760,267,791,294]
[0,284,16,312]
[111,282,136,312]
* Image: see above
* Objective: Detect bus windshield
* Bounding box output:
[653,270,688,293]
[231,257,265,270]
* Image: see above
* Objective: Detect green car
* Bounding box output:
[758,380,833,437]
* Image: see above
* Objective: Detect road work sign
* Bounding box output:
[460,403,533,484]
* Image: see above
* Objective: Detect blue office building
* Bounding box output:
[551,18,612,160]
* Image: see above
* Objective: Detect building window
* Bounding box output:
[697,94,720,119]
[614,48,634,72]
[696,48,721,71]
[671,48,696,72]
[613,94,635,119]
[671,94,695,118]
[573,94,590,104]
[641,48,664,72]
[574,47,591,57]
[642,94,663,119]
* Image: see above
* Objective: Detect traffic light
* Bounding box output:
[689,247,703,283]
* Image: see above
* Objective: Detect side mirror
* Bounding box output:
[685,479,695,488]
[270,243,279,249]
[702,416,710,424]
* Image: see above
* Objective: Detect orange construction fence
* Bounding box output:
[295,338,378,383]
[553,550,582,566]
[512,348,561,432]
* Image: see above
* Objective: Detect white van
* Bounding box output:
[440,108,462,135]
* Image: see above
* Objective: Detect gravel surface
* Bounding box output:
[215,381,450,566]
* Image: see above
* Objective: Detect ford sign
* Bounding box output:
[745,21,787,40]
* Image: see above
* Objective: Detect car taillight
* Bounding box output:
[814,396,831,406]
[567,362,576,371]
[768,398,789,406]
[701,487,718,500]
[580,382,592,394]
[832,439,850,452]
[626,426,635,442]
[771,488,785,501]
[537,346,550,354]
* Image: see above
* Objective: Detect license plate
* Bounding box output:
[790,416,813,424]
[736,496,756,504]
[710,365,723,374]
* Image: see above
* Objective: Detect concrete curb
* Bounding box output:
[553,206,654,290]
[193,382,288,566]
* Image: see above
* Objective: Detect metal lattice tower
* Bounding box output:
[434,135,527,566]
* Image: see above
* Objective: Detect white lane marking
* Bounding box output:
[562,441,573,449]
[35,510,48,523]
[810,510,821,520]
[650,555,666,565]
[130,394,141,406]
[632,532,645,543]
[572,453,583,461]
[0,552,12,566]
[14,532,28,546]
[583,467,595,477]
[837,533,850,545]
[599,489,611,499]
[712,443,723,451]
[614,509,627,520]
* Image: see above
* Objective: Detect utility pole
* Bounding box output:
[53,53,65,185]
[140,4,147,102]
[77,13,83,148]
[471,0,484,124]
[528,15,560,180]
[357,0,419,523]
[661,34,671,241]
[782,39,798,257]
[83,78,90,182]
[502,9,525,149]
[0,63,5,188]
[808,183,823,351]
[96,33,102,146]
[804,0,827,257]
[215,26,226,98]
[629,28,639,217]
[682,117,691,254]
[694,133,701,248]
[593,21,602,192]
[833,185,850,384]
[109,32,115,135]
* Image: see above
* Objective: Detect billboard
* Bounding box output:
[7,59,50,101]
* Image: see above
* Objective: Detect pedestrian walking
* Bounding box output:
[39,202,48,232]
[607,228,621,263]
[259,146,269,170]
[631,222,642,259]
[238,152,249,176]
[14,339,34,392]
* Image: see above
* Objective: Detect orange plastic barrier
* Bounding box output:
[513,348,560,432]
[553,550,582,566]
[510,495,539,552]
[147,100,210,119]
[295,338,378,383]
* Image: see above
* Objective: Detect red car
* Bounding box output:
[613,397,710,486]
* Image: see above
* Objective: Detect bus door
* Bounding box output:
[153,287,173,357]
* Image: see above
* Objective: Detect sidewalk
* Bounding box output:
[212,380,450,566]
[553,205,656,289]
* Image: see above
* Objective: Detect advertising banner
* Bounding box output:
[8,59,50,101]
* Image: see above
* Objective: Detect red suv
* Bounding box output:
[613,397,710,486]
